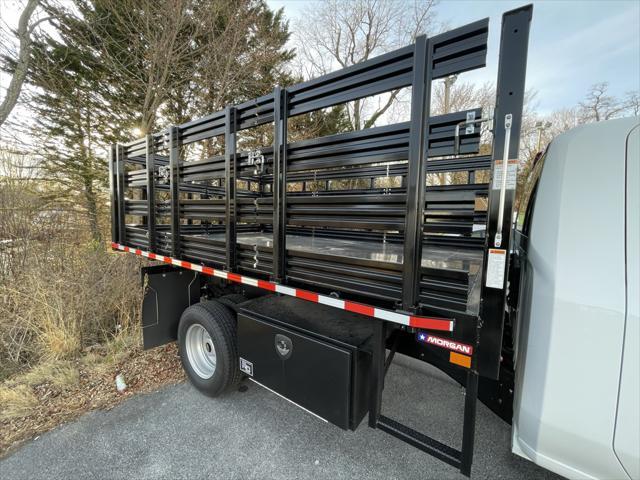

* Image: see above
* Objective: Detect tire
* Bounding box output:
[177,300,240,397]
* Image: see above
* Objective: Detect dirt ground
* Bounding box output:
[0,342,185,456]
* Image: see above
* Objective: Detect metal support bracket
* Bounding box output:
[369,322,480,477]
[454,113,495,156]
[494,113,513,248]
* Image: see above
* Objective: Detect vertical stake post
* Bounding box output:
[368,320,386,428]
[145,134,156,252]
[460,370,479,477]
[115,144,126,245]
[272,87,288,282]
[477,5,532,378]
[109,145,118,243]
[225,107,237,271]
[169,126,181,257]
[401,35,433,311]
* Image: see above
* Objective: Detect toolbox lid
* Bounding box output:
[239,295,374,352]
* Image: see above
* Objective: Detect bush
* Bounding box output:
[0,242,143,379]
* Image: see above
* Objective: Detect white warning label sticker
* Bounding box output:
[492,159,519,190]
[486,249,507,289]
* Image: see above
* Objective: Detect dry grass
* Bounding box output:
[0,242,143,374]
[21,360,80,388]
[0,341,185,456]
[0,385,39,421]
[0,240,188,456]
[0,158,187,456]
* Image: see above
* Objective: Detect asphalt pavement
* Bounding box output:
[1,355,561,480]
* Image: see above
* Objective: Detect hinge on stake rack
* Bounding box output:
[253,242,259,269]
[494,113,513,248]
[248,149,264,175]
[465,111,476,134]
[253,197,259,226]
[158,165,170,184]
[312,170,318,197]
[385,164,390,195]
[453,111,494,156]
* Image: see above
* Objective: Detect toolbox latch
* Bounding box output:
[275,334,293,360]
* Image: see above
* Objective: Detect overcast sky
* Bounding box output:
[269,0,640,115]
[1,0,638,117]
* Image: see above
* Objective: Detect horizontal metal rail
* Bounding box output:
[112,241,456,332]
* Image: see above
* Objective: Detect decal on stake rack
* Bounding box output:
[486,248,507,289]
[491,159,518,190]
[111,243,454,333]
[416,332,473,355]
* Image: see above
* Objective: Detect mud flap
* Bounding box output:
[141,265,201,349]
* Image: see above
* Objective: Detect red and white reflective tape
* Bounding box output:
[111,242,454,332]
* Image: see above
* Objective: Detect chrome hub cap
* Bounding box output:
[185,324,217,379]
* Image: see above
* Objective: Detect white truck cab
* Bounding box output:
[512,117,640,479]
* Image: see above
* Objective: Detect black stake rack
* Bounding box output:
[109,5,532,476]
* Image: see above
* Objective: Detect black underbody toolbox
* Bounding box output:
[237,295,372,430]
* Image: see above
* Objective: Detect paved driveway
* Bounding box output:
[1,356,560,480]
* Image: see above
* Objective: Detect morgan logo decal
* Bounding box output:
[416,332,473,355]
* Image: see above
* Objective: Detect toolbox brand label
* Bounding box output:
[416,332,473,355]
[239,358,254,376]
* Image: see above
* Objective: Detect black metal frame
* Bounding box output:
[477,5,532,378]
[169,126,181,257]
[401,34,433,311]
[272,87,287,282]
[145,134,156,252]
[108,6,532,476]
[367,319,480,476]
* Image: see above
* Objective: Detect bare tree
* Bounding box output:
[624,91,640,117]
[176,1,293,121]
[0,0,41,127]
[431,80,494,116]
[578,82,627,123]
[428,80,495,184]
[527,83,639,159]
[293,0,439,130]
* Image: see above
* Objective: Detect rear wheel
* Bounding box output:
[177,301,240,397]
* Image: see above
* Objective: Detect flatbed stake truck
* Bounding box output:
[108,4,640,478]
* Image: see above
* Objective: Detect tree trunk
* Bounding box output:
[353,99,361,130]
[83,178,102,244]
[0,0,40,127]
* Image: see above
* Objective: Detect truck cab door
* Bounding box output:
[613,124,640,479]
